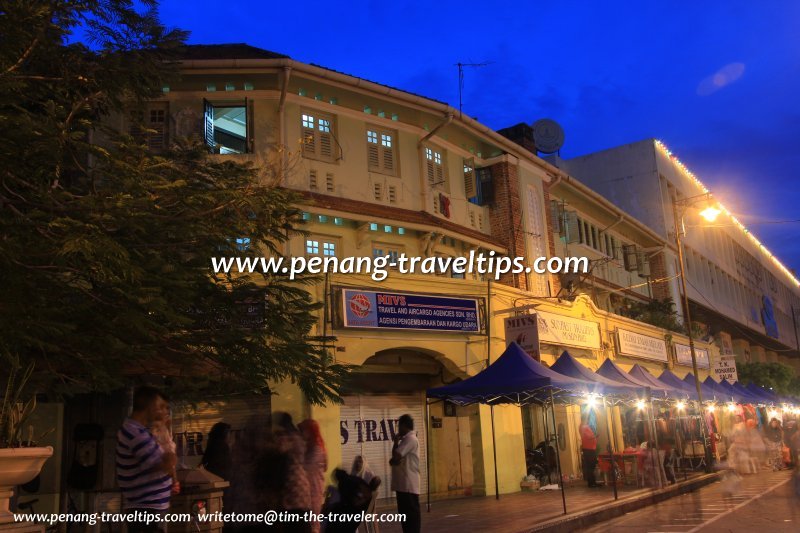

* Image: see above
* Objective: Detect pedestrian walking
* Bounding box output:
[116,386,177,533]
[202,422,232,480]
[390,414,420,533]
[274,412,313,533]
[299,419,328,533]
[579,417,599,488]
[764,418,784,471]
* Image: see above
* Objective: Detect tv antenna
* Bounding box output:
[456,61,492,118]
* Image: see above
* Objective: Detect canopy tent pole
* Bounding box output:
[603,397,618,501]
[541,404,552,485]
[549,388,567,515]
[490,404,500,500]
[426,400,431,512]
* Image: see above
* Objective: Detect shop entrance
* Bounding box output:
[341,349,475,501]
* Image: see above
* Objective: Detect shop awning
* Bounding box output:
[702,376,735,401]
[551,351,644,398]
[732,382,767,404]
[596,358,668,397]
[426,342,590,406]
[657,370,699,400]
[717,380,759,404]
[628,364,682,396]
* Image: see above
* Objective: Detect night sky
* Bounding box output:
[155,1,800,274]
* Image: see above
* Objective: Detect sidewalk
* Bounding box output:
[377,472,714,533]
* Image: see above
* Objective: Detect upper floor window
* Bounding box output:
[204,99,250,154]
[305,237,338,258]
[424,145,447,188]
[366,126,397,175]
[130,102,169,152]
[301,110,336,162]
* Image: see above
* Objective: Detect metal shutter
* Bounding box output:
[171,395,271,468]
[340,394,427,501]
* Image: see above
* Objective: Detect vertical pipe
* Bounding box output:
[604,398,618,501]
[549,388,567,515]
[426,401,431,512]
[541,404,552,485]
[490,405,500,500]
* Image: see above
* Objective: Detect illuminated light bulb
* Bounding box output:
[586,394,598,408]
[707,404,716,413]
[727,403,736,413]
[676,401,686,411]
[699,206,722,222]
[636,400,646,411]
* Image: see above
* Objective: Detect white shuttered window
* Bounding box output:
[301,110,336,162]
[366,126,397,176]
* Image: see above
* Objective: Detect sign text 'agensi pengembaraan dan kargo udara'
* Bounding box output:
[211,250,589,281]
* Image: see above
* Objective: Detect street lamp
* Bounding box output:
[672,192,720,472]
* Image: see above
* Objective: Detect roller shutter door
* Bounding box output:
[340,393,427,501]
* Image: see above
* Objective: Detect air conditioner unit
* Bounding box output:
[623,244,639,272]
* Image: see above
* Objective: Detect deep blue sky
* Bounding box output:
[156,0,800,274]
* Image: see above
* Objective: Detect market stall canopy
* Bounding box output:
[551,351,644,398]
[716,379,752,403]
[628,364,680,396]
[596,358,668,397]
[745,382,778,404]
[657,370,699,400]
[732,382,767,404]
[702,376,735,401]
[682,373,720,401]
[426,342,590,406]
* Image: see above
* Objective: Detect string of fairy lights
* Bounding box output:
[654,140,800,289]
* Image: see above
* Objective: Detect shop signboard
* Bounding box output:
[504,314,540,360]
[341,289,480,332]
[616,328,668,362]
[537,311,601,350]
[712,356,738,383]
[674,343,711,369]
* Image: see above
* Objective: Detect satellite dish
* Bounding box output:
[532,119,564,154]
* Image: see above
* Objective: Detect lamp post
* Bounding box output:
[672,192,719,473]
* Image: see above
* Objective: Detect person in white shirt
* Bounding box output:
[390,414,420,533]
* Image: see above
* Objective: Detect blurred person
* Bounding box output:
[390,414,420,533]
[745,418,766,472]
[150,413,180,495]
[116,386,177,533]
[274,412,312,533]
[579,416,599,488]
[351,455,381,492]
[783,419,797,466]
[299,419,327,533]
[202,422,232,480]
[764,418,784,471]
[728,416,752,475]
[324,469,373,533]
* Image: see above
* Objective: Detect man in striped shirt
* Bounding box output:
[117,386,177,532]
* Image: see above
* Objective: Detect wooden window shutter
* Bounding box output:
[318,116,333,160]
[426,158,435,185]
[381,132,394,173]
[550,200,563,234]
[301,113,316,157]
[564,210,580,244]
[463,158,476,198]
[203,99,215,152]
[146,102,168,151]
[367,130,380,171]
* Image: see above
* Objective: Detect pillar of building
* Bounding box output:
[731,339,752,364]
[750,345,767,363]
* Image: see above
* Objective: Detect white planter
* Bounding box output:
[0,447,53,523]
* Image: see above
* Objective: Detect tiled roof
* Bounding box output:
[296,190,505,249]
[178,43,289,60]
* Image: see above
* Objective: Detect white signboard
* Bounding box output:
[504,314,540,360]
[674,343,710,369]
[537,311,601,350]
[712,356,738,383]
[616,328,668,362]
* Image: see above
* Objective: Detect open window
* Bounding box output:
[204,99,251,154]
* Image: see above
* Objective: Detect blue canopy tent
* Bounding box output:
[702,377,735,402]
[628,364,681,396]
[658,370,700,400]
[682,373,720,402]
[745,383,778,404]
[717,380,756,404]
[551,351,643,399]
[427,342,591,513]
[596,359,668,396]
[733,381,767,404]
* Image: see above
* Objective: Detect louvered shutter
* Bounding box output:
[550,200,563,234]
[426,158,435,185]
[302,115,316,157]
[382,139,394,173]
[319,117,333,160]
[367,130,380,171]
[435,160,444,184]
[564,210,580,244]
[146,103,168,151]
[463,158,476,198]
[623,244,639,272]
[203,99,215,152]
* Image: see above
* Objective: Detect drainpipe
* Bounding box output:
[278,66,292,186]
[417,112,454,148]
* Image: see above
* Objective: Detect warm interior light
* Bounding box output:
[727,403,736,412]
[636,400,646,411]
[586,394,598,408]
[707,404,716,412]
[699,205,722,222]
[768,410,779,420]
[676,401,686,411]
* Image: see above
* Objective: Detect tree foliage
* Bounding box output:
[737,361,800,397]
[0,0,348,403]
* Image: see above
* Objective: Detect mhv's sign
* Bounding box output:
[504,314,541,360]
[341,289,481,332]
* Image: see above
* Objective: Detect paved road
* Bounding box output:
[578,470,796,533]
